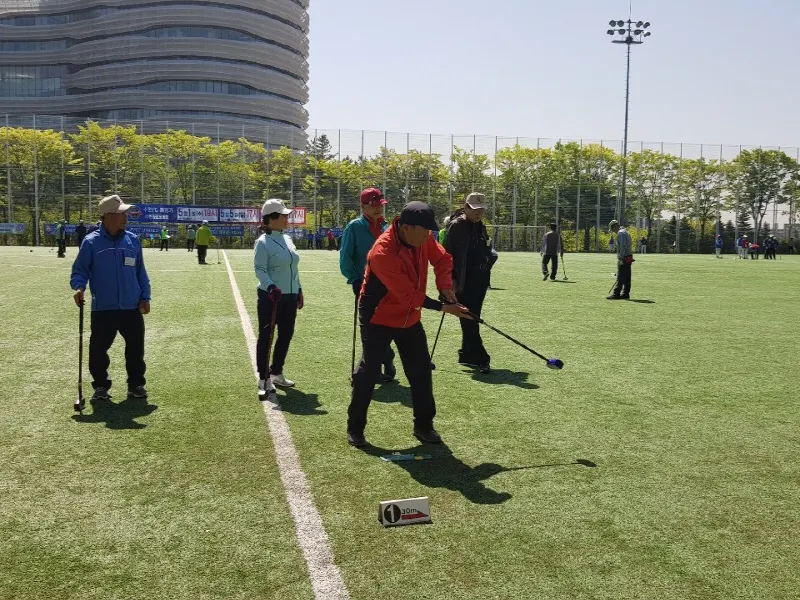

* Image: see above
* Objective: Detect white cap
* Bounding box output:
[202,220,208,225]
[465,192,487,210]
[261,198,293,217]
[98,194,132,215]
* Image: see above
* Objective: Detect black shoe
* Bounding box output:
[478,363,492,374]
[347,431,367,447]
[90,387,111,404]
[620,294,630,300]
[381,362,397,382]
[606,294,622,300]
[542,274,548,281]
[458,359,481,368]
[128,385,148,399]
[414,427,443,444]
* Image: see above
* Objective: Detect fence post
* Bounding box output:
[33,114,40,246]
[165,120,170,204]
[241,125,246,207]
[383,130,387,197]
[676,142,682,253]
[657,141,663,253]
[87,120,92,220]
[427,133,432,204]
[140,120,145,203]
[191,123,196,204]
[448,134,453,210]
[336,130,341,225]
[492,136,497,228]
[313,129,318,229]
[5,114,11,223]
[576,139,582,251]
[290,129,295,208]
[61,116,66,220]
[113,119,118,193]
[216,123,220,204]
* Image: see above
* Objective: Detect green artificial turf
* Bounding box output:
[1,246,798,600]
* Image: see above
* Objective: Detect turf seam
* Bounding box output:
[223,250,350,600]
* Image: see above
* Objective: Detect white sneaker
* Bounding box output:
[271,373,295,388]
[258,378,276,397]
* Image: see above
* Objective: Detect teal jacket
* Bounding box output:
[339,215,388,284]
[254,230,301,294]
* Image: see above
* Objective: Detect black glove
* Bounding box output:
[351,279,363,296]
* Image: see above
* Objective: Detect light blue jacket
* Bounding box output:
[339,215,388,284]
[70,226,151,311]
[254,230,301,294]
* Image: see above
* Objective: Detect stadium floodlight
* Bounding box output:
[604,18,652,225]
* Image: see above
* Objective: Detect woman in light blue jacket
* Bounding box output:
[255,198,303,397]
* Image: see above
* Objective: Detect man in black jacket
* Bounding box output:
[444,192,493,373]
[540,222,564,281]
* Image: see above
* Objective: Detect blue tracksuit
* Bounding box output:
[339,215,388,284]
[70,226,151,311]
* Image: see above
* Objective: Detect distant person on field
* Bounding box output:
[306,229,314,249]
[715,234,723,258]
[540,222,564,281]
[75,220,87,248]
[159,226,170,251]
[56,220,67,258]
[327,228,336,250]
[195,220,215,264]
[639,235,647,254]
[439,216,451,244]
[609,235,615,254]
[736,235,744,259]
[340,187,396,382]
[607,220,633,300]
[741,235,749,259]
[70,194,151,404]
[186,224,196,252]
[788,238,796,255]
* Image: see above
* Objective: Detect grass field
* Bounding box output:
[1,245,798,600]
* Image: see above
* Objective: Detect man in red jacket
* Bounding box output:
[348,202,471,447]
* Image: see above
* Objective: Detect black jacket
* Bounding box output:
[444,210,491,294]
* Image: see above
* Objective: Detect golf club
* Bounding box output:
[466,311,564,370]
[74,300,85,413]
[349,294,358,385]
[259,297,279,399]
[428,312,445,370]
[561,254,568,280]
[608,275,618,296]
[216,240,221,264]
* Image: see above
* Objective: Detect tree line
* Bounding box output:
[1,122,798,249]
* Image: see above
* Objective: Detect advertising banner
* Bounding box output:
[0,223,26,234]
[287,207,306,225]
[209,225,244,237]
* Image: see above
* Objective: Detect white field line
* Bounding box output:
[222,250,350,600]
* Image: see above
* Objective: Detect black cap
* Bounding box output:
[399,201,439,231]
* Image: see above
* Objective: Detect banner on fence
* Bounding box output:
[287,208,306,225]
[44,223,78,235]
[0,223,26,234]
[209,225,245,237]
[127,204,261,224]
[127,225,178,237]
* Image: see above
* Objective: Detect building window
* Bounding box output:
[0,66,67,97]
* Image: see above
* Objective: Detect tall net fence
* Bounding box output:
[1,115,798,251]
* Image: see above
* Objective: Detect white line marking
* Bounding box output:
[223,250,350,600]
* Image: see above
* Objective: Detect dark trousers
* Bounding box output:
[89,309,146,391]
[187,239,195,251]
[487,250,498,286]
[256,290,298,378]
[457,279,490,364]
[197,245,208,263]
[614,261,632,296]
[348,321,435,434]
[77,235,85,248]
[57,239,66,256]
[307,239,314,249]
[160,239,169,251]
[352,289,395,368]
[542,254,558,279]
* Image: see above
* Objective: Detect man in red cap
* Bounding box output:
[347,201,472,448]
[340,188,397,380]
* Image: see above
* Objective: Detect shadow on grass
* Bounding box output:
[486,287,508,291]
[372,382,413,407]
[72,396,157,430]
[361,442,512,505]
[627,299,656,304]
[276,388,328,416]
[551,279,577,284]
[470,369,539,390]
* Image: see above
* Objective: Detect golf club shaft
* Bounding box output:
[78,301,84,400]
[467,312,549,363]
[429,312,445,359]
[350,294,358,378]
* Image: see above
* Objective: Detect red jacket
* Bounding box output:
[360,218,453,328]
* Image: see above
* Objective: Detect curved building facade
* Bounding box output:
[0,0,309,147]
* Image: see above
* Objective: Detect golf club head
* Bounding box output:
[74,398,85,413]
[546,358,564,370]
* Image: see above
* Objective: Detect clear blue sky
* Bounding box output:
[307,0,800,149]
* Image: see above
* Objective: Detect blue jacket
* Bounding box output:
[70,226,151,311]
[339,215,388,284]
[254,231,302,294]
[715,237,723,249]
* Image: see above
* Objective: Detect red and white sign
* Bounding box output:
[288,207,306,226]
[378,497,431,527]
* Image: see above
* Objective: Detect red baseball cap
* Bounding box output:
[360,188,388,206]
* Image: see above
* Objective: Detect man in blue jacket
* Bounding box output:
[71,195,151,404]
[340,187,396,381]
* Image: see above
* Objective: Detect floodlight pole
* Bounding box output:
[608,19,651,224]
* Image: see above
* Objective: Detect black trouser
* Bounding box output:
[542,254,558,279]
[256,290,298,378]
[89,309,146,392]
[487,250,498,286]
[77,235,85,248]
[349,321,435,433]
[352,287,395,368]
[307,239,314,249]
[160,239,169,251]
[614,260,632,296]
[457,276,490,365]
[197,245,208,263]
[187,239,195,251]
[57,239,66,256]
